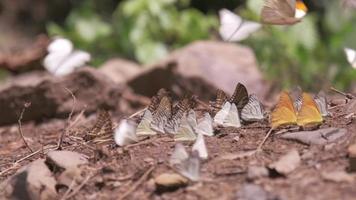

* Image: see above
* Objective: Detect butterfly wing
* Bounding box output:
[214,102,231,125]
[314,91,329,117]
[170,143,189,166]
[297,93,323,127]
[261,0,301,25]
[229,83,249,112]
[210,89,228,115]
[241,94,265,122]
[344,48,356,69]
[192,133,208,160]
[195,113,214,136]
[54,50,90,76]
[223,103,242,128]
[174,115,197,141]
[114,119,138,146]
[151,96,172,133]
[136,110,157,136]
[271,91,297,129]
[187,109,197,128]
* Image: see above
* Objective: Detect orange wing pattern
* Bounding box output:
[296,93,323,127]
[271,91,297,129]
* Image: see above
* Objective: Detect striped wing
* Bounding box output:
[229,83,249,112]
[151,96,172,133]
[241,94,265,122]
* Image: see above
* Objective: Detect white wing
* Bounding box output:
[192,133,208,160]
[223,103,241,128]
[195,113,214,136]
[241,94,265,122]
[219,9,261,42]
[53,50,91,76]
[174,115,197,141]
[344,48,356,69]
[214,102,231,126]
[187,109,197,128]
[136,110,157,136]
[314,91,329,117]
[170,143,189,166]
[114,119,138,146]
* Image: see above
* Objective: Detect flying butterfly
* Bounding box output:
[241,94,265,122]
[151,96,172,133]
[136,110,156,136]
[229,83,249,112]
[194,113,214,136]
[170,143,200,181]
[219,9,261,42]
[86,110,113,144]
[296,93,323,127]
[261,0,308,25]
[114,119,138,146]
[344,48,356,69]
[270,91,298,129]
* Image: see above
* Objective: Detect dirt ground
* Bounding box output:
[0,90,355,200]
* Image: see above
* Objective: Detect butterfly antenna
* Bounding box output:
[226,19,244,42]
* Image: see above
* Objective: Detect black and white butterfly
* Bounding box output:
[241,94,265,122]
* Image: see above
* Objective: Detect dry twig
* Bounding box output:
[17,102,34,153]
[330,87,355,99]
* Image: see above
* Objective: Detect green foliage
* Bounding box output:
[243,0,356,90]
[47,0,217,65]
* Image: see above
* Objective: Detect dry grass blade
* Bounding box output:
[17,102,34,153]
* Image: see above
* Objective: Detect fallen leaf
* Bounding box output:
[269,149,300,175]
[281,128,347,145]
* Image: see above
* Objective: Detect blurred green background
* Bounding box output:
[2,0,356,91]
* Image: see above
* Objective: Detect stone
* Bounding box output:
[154,173,188,193]
[281,128,348,145]
[99,58,141,84]
[269,149,301,175]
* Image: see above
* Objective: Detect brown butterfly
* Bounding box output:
[151,95,173,133]
[148,88,170,113]
[229,83,249,112]
[210,89,228,115]
[86,110,113,144]
[261,0,308,25]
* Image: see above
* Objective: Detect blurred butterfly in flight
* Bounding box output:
[219,9,261,42]
[344,48,356,69]
[261,0,308,25]
[43,38,91,76]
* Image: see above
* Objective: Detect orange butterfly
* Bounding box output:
[271,91,322,129]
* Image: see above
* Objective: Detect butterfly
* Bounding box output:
[271,91,323,129]
[344,48,356,69]
[151,96,172,133]
[114,119,138,146]
[261,0,308,25]
[187,109,198,128]
[229,83,249,112]
[136,110,157,136]
[86,110,113,144]
[43,38,91,76]
[170,143,200,181]
[296,92,323,127]
[165,97,192,134]
[219,9,261,42]
[194,113,214,136]
[148,88,170,113]
[210,89,228,115]
[174,114,197,141]
[192,133,208,160]
[313,91,329,117]
[214,102,241,128]
[241,94,265,122]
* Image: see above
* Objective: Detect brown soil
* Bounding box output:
[0,94,355,200]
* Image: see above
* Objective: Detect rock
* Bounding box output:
[321,171,355,183]
[128,41,268,100]
[98,58,142,84]
[46,151,88,170]
[347,143,356,172]
[154,173,188,193]
[0,159,57,200]
[0,67,121,125]
[236,184,276,200]
[280,128,348,145]
[247,166,269,180]
[269,149,301,175]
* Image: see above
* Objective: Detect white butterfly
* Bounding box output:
[194,113,214,136]
[136,110,157,136]
[187,109,197,128]
[114,119,138,146]
[214,102,241,128]
[344,48,356,69]
[170,143,200,181]
[192,133,208,160]
[174,115,197,142]
[314,91,329,117]
[43,38,91,76]
[219,9,261,42]
[241,94,265,122]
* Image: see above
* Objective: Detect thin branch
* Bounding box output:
[118,165,155,200]
[61,172,94,200]
[330,87,355,99]
[17,102,33,153]
[256,128,274,152]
